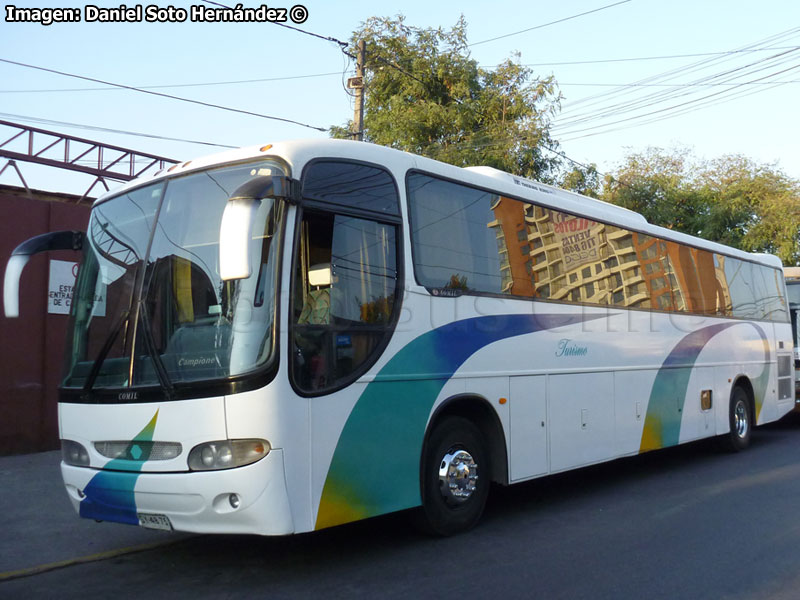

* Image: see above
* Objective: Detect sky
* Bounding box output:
[1,0,798,197]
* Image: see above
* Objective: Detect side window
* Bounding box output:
[407,172,788,323]
[302,160,400,216]
[292,211,398,393]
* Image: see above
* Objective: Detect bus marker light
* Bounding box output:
[499,397,507,405]
[260,144,273,152]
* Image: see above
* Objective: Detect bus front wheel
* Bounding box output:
[417,416,489,536]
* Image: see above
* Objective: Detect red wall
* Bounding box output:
[0,186,91,455]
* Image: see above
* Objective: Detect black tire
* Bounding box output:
[415,416,490,536]
[722,386,753,452]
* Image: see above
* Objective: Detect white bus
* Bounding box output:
[3,139,794,536]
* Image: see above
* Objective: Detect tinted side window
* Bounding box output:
[407,173,505,294]
[303,161,400,216]
[292,212,398,393]
[407,172,787,322]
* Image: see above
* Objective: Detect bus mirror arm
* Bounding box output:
[219,175,299,281]
[3,230,84,318]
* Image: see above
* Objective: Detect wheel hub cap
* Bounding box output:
[438,449,478,504]
[734,400,749,438]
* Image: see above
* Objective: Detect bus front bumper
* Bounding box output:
[60,449,295,536]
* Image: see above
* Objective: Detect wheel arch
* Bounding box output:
[422,394,509,487]
[731,375,755,423]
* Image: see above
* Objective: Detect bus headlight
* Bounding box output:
[188,439,271,471]
[61,440,90,467]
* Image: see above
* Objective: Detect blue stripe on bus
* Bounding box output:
[315,312,605,530]
[78,410,159,525]
[318,315,772,529]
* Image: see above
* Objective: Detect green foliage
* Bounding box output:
[332,15,562,182]
[559,163,601,198]
[603,147,800,265]
[602,147,705,234]
[331,15,800,265]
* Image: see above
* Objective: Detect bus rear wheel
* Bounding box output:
[416,416,489,536]
[722,386,752,452]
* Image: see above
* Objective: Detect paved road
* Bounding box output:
[4,414,800,599]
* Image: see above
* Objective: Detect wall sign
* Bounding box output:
[48,260,106,316]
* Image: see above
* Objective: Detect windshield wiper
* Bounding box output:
[80,305,174,400]
[138,304,175,399]
[82,309,130,398]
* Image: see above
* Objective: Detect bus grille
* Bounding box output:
[94,441,182,461]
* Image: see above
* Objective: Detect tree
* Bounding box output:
[602,147,706,235]
[602,147,800,265]
[699,155,800,264]
[331,16,563,182]
[559,163,601,198]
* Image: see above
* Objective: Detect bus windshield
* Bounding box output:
[62,159,286,394]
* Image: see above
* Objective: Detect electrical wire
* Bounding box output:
[199,0,350,50]
[8,48,797,95]
[0,58,328,132]
[556,27,800,118]
[557,43,800,125]
[553,52,800,138]
[506,46,800,68]
[554,51,800,134]
[0,71,342,94]
[469,0,633,47]
[557,79,800,88]
[0,112,237,148]
[546,27,800,141]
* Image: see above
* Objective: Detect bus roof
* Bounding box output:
[96,138,783,270]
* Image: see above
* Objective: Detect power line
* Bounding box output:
[0,71,342,94]
[497,46,800,68]
[553,47,800,132]
[557,27,800,117]
[469,0,633,47]
[0,112,237,148]
[556,60,800,140]
[557,79,800,88]
[548,28,800,139]
[7,48,797,96]
[367,53,428,87]
[0,57,328,132]
[560,76,797,142]
[200,0,353,55]
[555,47,800,117]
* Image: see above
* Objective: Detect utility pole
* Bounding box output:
[347,40,366,141]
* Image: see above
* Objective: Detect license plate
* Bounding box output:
[138,513,173,531]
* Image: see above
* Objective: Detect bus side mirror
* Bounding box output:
[3,230,83,318]
[219,175,298,282]
[220,197,260,281]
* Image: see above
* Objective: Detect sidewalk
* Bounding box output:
[0,451,191,577]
